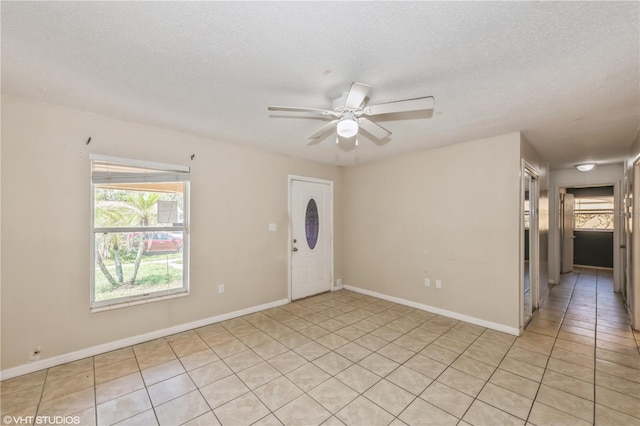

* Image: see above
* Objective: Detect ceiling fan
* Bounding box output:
[268,82,434,146]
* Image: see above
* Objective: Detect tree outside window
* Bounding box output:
[91,156,189,309]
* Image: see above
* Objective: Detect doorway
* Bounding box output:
[552,179,623,295]
[522,167,539,328]
[560,186,615,272]
[289,176,333,300]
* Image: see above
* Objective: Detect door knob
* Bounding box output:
[292,247,298,252]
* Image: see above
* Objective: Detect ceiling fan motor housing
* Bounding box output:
[332,92,364,116]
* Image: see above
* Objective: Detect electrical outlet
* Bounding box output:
[218,284,225,294]
[436,279,442,289]
[336,278,342,287]
[425,278,431,287]
[29,346,41,362]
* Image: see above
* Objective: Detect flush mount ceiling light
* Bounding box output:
[576,163,595,172]
[336,116,359,138]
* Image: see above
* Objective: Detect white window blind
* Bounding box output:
[91,155,189,184]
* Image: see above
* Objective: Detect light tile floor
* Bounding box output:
[2,268,639,425]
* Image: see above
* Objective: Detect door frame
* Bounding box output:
[287,175,334,302]
[632,161,640,329]
[521,161,540,329]
[552,181,622,292]
[560,192,575,274]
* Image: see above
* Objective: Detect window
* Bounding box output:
[90,155,189,310]
[305,198,319,249]
[574,196,614,230]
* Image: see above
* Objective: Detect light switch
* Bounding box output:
[268,223,277,232]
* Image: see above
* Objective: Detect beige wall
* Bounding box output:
[342,132,522,329]
[521,137,550,304]
[0,95,343,370]
[0,95,552,372]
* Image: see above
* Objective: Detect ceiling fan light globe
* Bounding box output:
[337,119,358,138]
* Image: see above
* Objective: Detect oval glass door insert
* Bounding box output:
[305,199,319,249]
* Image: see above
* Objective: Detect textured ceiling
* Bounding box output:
[2,1,639,168]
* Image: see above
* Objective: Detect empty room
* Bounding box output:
[1,2,639,425]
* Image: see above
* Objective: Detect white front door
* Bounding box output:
[290,178,332,300]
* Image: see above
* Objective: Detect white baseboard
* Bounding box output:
[343,285,520,336]
[332,285,344,291]
[1,298,289,381]
[574,264,614,271]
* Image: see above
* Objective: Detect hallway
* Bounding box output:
[525,267,640,424]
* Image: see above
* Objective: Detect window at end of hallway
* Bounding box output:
[90,155,190,311]
[574,196,614,230]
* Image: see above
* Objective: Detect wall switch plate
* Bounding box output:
[425,278,430,287]
[268,223,277,232]
[436,280,442,289]
[218,284,225,294]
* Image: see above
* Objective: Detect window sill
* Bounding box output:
[90,291,189,313]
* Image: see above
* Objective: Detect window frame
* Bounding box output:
[89,154,190,311]
[573,196,615,231]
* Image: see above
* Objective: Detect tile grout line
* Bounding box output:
[524,269,578,424]
[171,336,223,426]
[183,297,386,423]
[12,300,502,423]
[33,364,49,420]
[10,281,634,426]
[308,307,451,423]
[269,299,422,423]
[384,318,464,423]
[434,328,519,423]
[362,312,490,423]
[92,357,97,426]
[292,303,470,423]
[593,269,601,426]
[133,343,162,426]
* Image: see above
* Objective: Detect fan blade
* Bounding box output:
[268,106,336,116]
[345,82,371,109]
[364,96,434,116]
[358,118,391,139]
[308,120,339,139]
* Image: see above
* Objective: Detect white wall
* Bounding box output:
[548,164,624,287]
[342,132,522,331]
[0,95,343,371]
